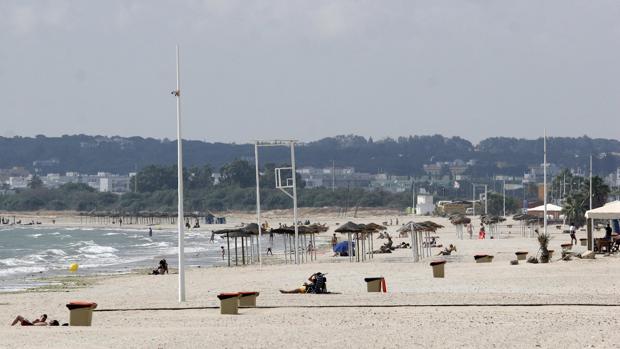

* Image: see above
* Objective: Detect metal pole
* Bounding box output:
[174,45,185,302]
[472,184,476,216]
[503,180,506,217]
[291,142,299,264]
[412,180,416,215]
[589,154,593,247]
[255,143,262,266]
[543,130,547,236]
[332,160,335,192]
[484,185,488,215]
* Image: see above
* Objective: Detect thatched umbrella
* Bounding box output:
[213,224,258,267]
[269,224,323,263]
[400,220,443,261]
[335,222,365,262]
[450,215,471,239]
[513,213,540,237]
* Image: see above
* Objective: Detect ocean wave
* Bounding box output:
[28,233,43,238]
[0,266,47,277]
[80,252,118,259]
[78,245,119,254]
[0,257,36,267]
[44,249,67,256]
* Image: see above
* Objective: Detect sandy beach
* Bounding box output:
[2,211,620,348]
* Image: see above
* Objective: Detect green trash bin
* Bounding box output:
[364,277,384,292]
[238,291,260,308]
[66,301,98,326]
[217,293,241,315]
[430,260,446,278]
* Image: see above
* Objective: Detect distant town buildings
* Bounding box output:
[1,169,132,194]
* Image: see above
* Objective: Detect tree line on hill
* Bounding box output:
[0,158,613,216]
[1,134,619,176]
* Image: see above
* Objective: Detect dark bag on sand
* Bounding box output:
[307,273,327,294]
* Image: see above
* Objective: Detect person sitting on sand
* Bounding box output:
[152,259,169,275]
[280,272,327,294]
[11,314,50,326]
[437,244,457,256]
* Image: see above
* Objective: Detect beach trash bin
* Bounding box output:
[515,251,528,261]
[66,301,97,326]
[430,260,446,278]
[561,243,573,251]
[217,293,240,315]
[580,238,587,246]
[364,277,385,292]
[474,254,494,263]
[238,291,259,308]
[548,250,554,259]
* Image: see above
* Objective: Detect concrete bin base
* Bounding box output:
[364,277,384,292]
[66,301,97,326]
[474,255,494,263]
[430,260,446,278]
[561,244,573,251]
[239,292,259,308]
[218,293,240,315]
[515,252,528,261]
[580,239,587,246]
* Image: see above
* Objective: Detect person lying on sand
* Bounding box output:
[280,272,327,294]
[11,314,60,326]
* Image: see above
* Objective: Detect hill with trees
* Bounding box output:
[0,134,619,176]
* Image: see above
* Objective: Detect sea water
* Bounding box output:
[0,225,231,292]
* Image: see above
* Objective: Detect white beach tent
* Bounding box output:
[585,201,620,220]
[583,201,620,250]
[527,204,563,213]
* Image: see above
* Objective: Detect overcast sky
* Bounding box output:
[1,1,619,143]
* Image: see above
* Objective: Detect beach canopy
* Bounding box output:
[527,204,563,213]
[213,223,258,237]
[335,221,365,233]
[361,223,386,232]
[585,201,620,220]
[399,221,443,233]
[449,215,471,225]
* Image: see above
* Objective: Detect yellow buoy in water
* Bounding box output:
[69,263,79,272]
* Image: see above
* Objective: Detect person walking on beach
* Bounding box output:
[478,225,486,239]
[569,223,577,245]
[221,246,225,260]
[331,233,338,248]
[148,227,153,237]
[467,223,473,239]
[266,247,273,255]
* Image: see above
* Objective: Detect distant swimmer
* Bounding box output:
[149,227,153,237]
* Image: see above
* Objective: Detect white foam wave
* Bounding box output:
[0,258,35,267]
[44,249,67,256]
[78,245,118,254]
[28,233,43,238]
[0,266,47,277]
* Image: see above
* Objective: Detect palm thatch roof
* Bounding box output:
[334,221,365,233]
[449,215,471,225]
[480,215,506,225]
[399,221,443,233]
[269,224,327,235]
[213,223,259,237]
[361,223,386,232]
